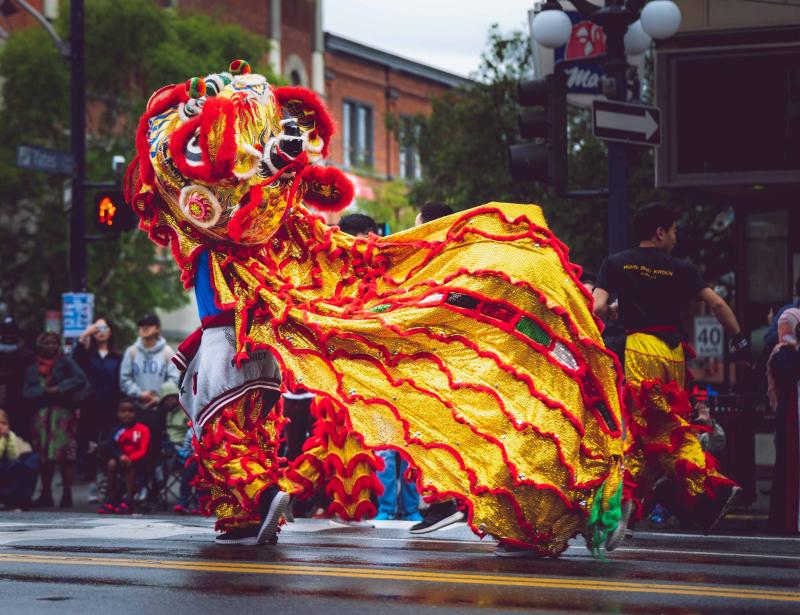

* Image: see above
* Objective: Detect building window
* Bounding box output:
[342,100,373,169]
[398,116,421,181]
[283,54,308,87]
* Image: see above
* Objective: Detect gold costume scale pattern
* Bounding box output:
[126,65,625,555]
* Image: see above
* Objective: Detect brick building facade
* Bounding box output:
[2,0,469,187]
[174,0,471,184]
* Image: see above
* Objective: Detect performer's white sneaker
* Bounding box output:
[702,485,742,535]
[257,486,290,545]
[215,526,259,545]
[329,516,374,528]
[409,500,466,534]
[605,499,633,552]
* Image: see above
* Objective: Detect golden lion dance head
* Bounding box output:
[125,60,352,249]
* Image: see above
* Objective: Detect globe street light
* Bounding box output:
[624,20,652,56]
[529,0,682,255]
[640,0,682,39]
[531,0,573,49]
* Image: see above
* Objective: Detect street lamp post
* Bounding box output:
[8,0,86,290]
[69,0,86,292]
[531,0,682,255]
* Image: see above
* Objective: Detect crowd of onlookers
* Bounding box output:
[0,312,199,514]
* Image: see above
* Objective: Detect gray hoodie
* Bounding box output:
[120,336,180,399]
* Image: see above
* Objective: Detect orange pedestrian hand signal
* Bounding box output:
[94,190,135,233]
[98,196,117,226]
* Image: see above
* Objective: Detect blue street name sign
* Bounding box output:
[16,144,74,175]
[62,292,94,339]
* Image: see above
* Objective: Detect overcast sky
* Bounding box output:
[323,0,538,78]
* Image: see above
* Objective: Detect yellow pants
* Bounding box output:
[623,333,734,515]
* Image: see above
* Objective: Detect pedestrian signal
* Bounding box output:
[94,190,136,232]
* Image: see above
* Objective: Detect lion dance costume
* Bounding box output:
[125,61,626,555]
[622,334,738,526]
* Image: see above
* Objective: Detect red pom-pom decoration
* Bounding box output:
[185,77,206,99]
[229,59,251,75]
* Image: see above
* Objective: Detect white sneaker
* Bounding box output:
[87,482,100,503]
[329,516,374,528]
[605,499,633,552]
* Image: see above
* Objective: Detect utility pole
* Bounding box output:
[529,0,681,255]
[593,5,632,254]
[69,0,86,292]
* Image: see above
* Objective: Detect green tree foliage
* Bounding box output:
[358,179,417,234]
[406,25,732,280]
[0,0,277,339]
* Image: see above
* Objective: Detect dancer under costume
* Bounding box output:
[593,204,745,543]
[126,61,626,556]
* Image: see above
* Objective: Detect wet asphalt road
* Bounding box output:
[0,513,798,614]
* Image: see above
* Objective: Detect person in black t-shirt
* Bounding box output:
[592,204,748,543]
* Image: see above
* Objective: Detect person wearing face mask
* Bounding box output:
[73,317,123,503]
[23,332,88,508]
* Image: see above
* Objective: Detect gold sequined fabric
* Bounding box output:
[624,333,736,512]
[197,203,625,555]
[194,389,292,530]
[287,397,382,521]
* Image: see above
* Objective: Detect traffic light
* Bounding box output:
[94,190,137,233]
[508,71,567,185]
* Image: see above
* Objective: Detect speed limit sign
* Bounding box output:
[694,316,724,358]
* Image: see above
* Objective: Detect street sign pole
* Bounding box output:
[69,0,87,292]
[603,21,629,256]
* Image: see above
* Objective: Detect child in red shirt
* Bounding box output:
[98,399,150,514]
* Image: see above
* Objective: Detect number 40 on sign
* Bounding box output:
[694,316,724,359]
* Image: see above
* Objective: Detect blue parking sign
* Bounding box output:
[62,293,94,338]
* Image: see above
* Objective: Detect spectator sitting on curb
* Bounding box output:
[98,399,151,515]
[159,381,185,453]
[0,408,39,511]
[0,317,35,442]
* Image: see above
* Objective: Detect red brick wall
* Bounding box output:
[280,0,314,85]
[325,51,451,179]
[178,0,269,36]
[3,0,48,31]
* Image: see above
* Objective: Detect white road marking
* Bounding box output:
[1,518,796,562]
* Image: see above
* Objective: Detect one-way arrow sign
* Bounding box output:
[591,100,661,146]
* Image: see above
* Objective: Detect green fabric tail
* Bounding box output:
[587,479,623,560]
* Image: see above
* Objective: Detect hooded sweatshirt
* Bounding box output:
[120,336,180,399]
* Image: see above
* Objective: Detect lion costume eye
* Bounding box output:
[185,132,202,166]
[179,184,222,229]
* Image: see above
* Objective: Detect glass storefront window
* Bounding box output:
[747,210,788,304]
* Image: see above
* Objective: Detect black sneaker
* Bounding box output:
[701,485,742,535]
[215,525,260,546]
[256,485,290,545]
[31,494,55,508]
[409,500,466,534]
[59,489,73,508]
[494,542,543,558]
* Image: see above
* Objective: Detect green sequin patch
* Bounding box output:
[515,317,551,347]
